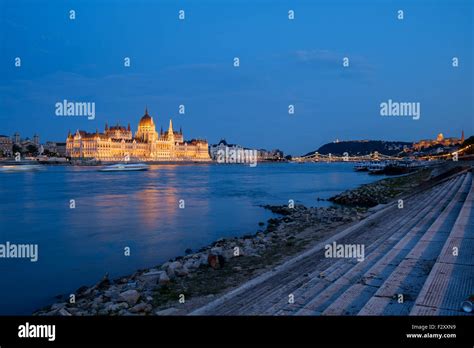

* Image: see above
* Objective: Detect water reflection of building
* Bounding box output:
[66,108,210,162]
[135,187,178,229]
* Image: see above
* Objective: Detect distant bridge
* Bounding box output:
[293,144,473,163]
[293,151,402,163]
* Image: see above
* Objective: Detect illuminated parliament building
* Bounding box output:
[66,108,210,161]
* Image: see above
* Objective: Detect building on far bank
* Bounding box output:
[0,135,13,156]
[9,133,40,155]
[413,131,464,150]
[209,139,243,160]
[257,149,284,161]
[209,139,284,163]
[2,132,65,158]
[56,142,67,156]
[66,108,210,161]
[209,139,257,164]
[13,132,20,144]
[44,141,67,156]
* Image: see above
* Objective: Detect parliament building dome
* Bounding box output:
[139,108,154,128]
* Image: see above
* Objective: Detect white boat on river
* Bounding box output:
[0,162,41,172]
[367,161,387,174]
[99,163,149,172]
[354,162,369,171]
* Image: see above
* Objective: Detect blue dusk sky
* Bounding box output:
[0,0,473,155]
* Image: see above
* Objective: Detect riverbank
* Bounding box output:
[34,204,365,316]
[329,164,469,207]
[33,164,463,316]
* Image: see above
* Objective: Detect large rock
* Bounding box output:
[175,266,189,277]
[166,261,183,278]
[159,271,170,285]
[208,253,225,269]
[118,289,140,306]
[59,308,71,316]
[210,247,223,255]
[169,261,182,271]
[93,295,105,304]
[105,302,129,312]
[104,289,120,300]
[184,259,199,270]
[139,271,163,286]
[95,273,110,290]
[130,302,152,313]
[195,254,208,267]
[208,254,219,269]
[242,246,258,256]
[222,249,235,261]
[50,302,67,311]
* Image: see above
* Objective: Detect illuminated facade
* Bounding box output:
[0,135,13,156]
[66,108,210,161]
[413,131,464,150]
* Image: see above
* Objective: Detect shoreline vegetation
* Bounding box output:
[33,163,469,316]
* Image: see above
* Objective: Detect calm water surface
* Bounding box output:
[0,162,386,314]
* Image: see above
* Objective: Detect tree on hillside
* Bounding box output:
[461,136,474,155]
[462,136,474,147]
[26,144,38,156]
[12,144,22,156]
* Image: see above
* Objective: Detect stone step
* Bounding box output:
[409,263,474,315]
[193,217,370,315]
[308,175,466,315]
[238,180,453,315]
[212,210,411,314]
[190,170,469,316]
[293,175,464,315]
[320,180,449,281]
[411,173,474,315]
[320,182,446,281]
[357,173,471,315]
[263,179,454,315]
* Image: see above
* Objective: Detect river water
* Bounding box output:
[0,162,386,314]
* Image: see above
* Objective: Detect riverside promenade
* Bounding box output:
[192,168,474,315]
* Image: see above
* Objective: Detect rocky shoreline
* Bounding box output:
[329,168,433,207]
[34,167,442,316]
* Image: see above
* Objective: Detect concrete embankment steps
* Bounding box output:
[190,170,472,316]
[293,174,466,315]
[410,171,474,315]
[356,172,472,315]
[264,178,456,315]
[212,177,454,315]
